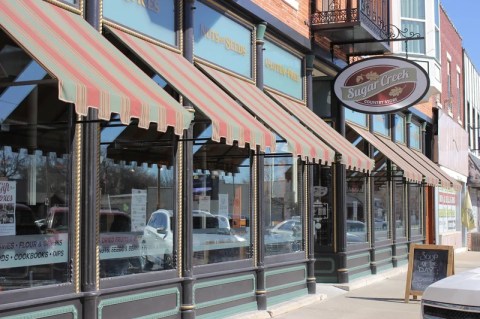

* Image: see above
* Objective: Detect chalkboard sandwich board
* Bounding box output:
[404,244,454,303]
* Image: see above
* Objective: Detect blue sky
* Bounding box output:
[441,0,480,70]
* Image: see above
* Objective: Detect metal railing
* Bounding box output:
[311,0,389,39]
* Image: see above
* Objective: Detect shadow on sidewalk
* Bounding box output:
[347,296,420,304]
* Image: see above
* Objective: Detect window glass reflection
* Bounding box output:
[192,126,251,265]
[394,180,406,238]
[373,175,389,241]
[346,172,368,244]
[409,184,423,236]
[264,148,303,256]
[0,82,71,289]
[313,165,333,248]
[100,117,175,276]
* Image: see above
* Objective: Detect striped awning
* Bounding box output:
[348,124,424,184]
[0,0,192,135]
[267,91,374,172]
[107,27,275,152]
[397,144,461,190]
[199,65,335,164]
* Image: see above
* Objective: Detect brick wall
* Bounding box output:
[413,96,435,120]
[252,0,310,39]
[440,6,464,124]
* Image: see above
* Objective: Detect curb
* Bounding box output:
[224,293,327,319]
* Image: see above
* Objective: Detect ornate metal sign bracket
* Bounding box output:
[330,24,425,62]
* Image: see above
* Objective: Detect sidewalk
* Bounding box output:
[227,250,480,319]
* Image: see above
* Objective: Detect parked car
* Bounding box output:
[422,267,480,318]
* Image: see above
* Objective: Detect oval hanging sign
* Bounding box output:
[333,56,430,114]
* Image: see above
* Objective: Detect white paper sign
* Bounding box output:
[131,189,147,232]
[218,194,228,216]
[0,181,16,236]
[199,195,211,213]
[0,233,68,268]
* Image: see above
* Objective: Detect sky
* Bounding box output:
[441,0,480,70]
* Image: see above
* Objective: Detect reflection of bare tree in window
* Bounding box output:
[0,148,28,179]
[100,158,158,196]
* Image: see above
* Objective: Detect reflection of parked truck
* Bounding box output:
[142,209,246,269]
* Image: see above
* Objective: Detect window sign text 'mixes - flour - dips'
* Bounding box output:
[334,57,429,114]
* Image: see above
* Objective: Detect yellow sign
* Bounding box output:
[200,25,247,56]
[265,58,300,82]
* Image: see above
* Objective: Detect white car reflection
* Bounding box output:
[141,209,246,269]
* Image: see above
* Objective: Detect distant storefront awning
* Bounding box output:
[0,0,193,135]
[198,64,335,164]
[347,123,424,184]
[106,27,276,152]
[266,90,374,172]
[348,123,461,189]
[468,153,480,187]
[396,143,461,190]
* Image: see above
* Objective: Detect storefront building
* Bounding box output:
[2,1,470,317]
[0,0,373,318]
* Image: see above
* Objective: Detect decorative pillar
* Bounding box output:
[405,113,412,244]
[368,115,377,275]
[83,1,101,318]
[182,1,196,318]
[305,55,316,293]
[255,21,267,310]
[334,87,348,283]
[390,114,398,267]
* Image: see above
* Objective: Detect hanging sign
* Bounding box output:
[333,56,429,114]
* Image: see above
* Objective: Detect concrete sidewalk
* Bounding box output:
[226,250,480,319]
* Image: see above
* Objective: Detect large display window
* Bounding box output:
[346,172,368,245]
[372,149,390,241]
[394,179,406,238]
[313,165,333,247]
[264,143,303,256]
[192,123,252,266]
[346,126,369,245]
[99,116,176,276]
[0,35,72,290]
[408,183,423,236]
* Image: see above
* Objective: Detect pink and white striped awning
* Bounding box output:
[0,0,193,135]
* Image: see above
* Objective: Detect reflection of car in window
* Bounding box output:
[141,209,246,269]
[265,218,302,254]
[346,220,367,243]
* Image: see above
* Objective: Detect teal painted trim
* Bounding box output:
[268,288,308,306]
[346,252,371,261]
[396,253,409,260]
[197,302,258,319]
[375,248,393,265]
[346,262,371,273]
[377,263,394,273]
[256,23,267,41]
[98,288,180,319]
[315,276,338,283]
[1,305,78,319]
[314,257,335,273]
[349,269,372,280]
[397,259,409,266]
[193,274,256,310]
[265,265,306,292]
[375,247,392,255]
